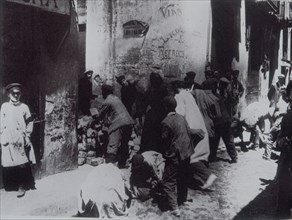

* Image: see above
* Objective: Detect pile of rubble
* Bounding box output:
[77,116,105,166]
[77,115,141,167]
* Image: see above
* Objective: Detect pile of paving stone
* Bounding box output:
[77,115,141,166]
[77,115,106,166]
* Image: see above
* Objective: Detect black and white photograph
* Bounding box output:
[1,0,292,219]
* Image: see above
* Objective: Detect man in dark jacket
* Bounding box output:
[210,79,238,163]
[116,75,138,116]
[276,80,292,218]
[160,96,194,217]
[79,70,96,116]
[227,70,244,118]
[140,72,170,153]
[97,84,135,168]
[194,78,238,163]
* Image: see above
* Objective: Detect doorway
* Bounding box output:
[0,2,45,184]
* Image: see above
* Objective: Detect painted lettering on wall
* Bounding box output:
[159,4,182,18]
[160,27,185,45]
[158,46,185,60]
[5,0,70,15]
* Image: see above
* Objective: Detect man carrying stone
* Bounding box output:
[96,84,135,168]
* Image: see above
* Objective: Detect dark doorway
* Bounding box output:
[0,2,45,182]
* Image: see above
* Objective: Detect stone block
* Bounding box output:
[78,116,94,129]
[91,157,104,166]
[87,151,96,157]
[87,128,97,138]
[78,143,88,151]
[86,156,95,165]
[78,150,87,158]
[78,157,86,166]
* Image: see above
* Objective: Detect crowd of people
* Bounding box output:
[76,67,292,218]
[1,66,292,218]
[76,67,249,217]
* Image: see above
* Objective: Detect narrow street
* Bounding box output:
[1,140,278,220]
[1,1,291,220]
[128,145,278,220]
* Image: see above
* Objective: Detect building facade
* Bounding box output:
[0,0,80,186]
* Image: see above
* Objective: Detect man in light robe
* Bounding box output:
[76,162,131,218]
[172,80,217,190]
[0,83,36,197]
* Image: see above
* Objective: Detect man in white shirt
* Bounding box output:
[0,83,35,197]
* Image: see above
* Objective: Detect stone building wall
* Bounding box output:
[39,8,79,176]
[86,0,212,86]
[0,2,79,181]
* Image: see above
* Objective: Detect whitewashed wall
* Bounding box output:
[86,0,212,84]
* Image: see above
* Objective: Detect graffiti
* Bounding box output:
[160,27,184,45]
[159,4,182,18]
[158,46,185,60]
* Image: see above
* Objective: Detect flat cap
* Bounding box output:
[5,83,22,92]
[278,74,285,79]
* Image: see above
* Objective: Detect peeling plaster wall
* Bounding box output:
[86,0,212,85]
[42,88,78,176]
[39,10,79,177]
[1,3,79,180]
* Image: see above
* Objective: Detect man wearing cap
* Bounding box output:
[116,74,138,116]
[204,69,215,80]
[96,84,135,168]
[184,71,202,90]
[0,83,35,197]
[79,70,96,116]
[129,151,164,202]
[194,79,238,163]
[159,96,194,217]
[226,70,244,118]
[268,73,286,108]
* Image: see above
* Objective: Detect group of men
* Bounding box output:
[1,66,291,218]
[76,67,246,217]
